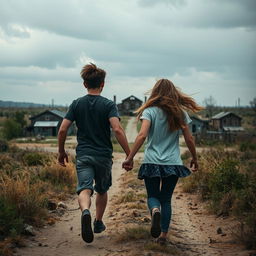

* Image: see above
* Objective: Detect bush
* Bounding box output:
[0,198,23,239]
[2,119,22,140]
[0,140,8,152]
[208,160,245,202]
[240,142,256,152]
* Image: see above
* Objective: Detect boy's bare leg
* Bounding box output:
[95,192,108,221]
[78,189,92,211]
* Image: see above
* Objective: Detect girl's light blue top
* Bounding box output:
[141,107,191,165]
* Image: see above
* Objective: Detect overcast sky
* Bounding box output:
[0,0,255,107]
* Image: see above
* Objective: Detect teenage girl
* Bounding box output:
[122,79,203,244]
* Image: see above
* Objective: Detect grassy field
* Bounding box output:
[181,142,256,249]
[0,141,76,256]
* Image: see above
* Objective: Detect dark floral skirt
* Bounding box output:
[138,163,191,180]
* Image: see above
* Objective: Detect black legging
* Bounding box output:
[144,175,179,232]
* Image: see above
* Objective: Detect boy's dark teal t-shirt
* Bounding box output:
[65,95,119,158]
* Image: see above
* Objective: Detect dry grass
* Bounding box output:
[144,242,180,255]
[0,146,76,254]
[40,163,76,189]
[0,172,48,226]
[115,225,151,242]
[127,202,147,210]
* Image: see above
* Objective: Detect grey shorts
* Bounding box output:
[75,155,113,195]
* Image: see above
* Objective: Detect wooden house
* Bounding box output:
[117,95,143,116]
[189,116,209,134]
[29,110,75,137]
[210,112,244,132]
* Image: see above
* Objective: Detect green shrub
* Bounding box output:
[240,142,256,152]
[23,152,45,166]
[0,140,8,152]
[209,160,245,199]
[2,119,22,140]
[0,198,23,239]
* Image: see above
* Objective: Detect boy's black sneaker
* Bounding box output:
[81,209,94,243]
[93,219,106,233]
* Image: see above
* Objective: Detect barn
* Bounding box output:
[117,95,143,116]
[211,112,244,132]
[29,110,75,136]
[189,116,209,134]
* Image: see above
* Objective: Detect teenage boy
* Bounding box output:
[58,63,131,243]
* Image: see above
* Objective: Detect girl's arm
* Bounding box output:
[181,124,198,172]
[122,119,151,170]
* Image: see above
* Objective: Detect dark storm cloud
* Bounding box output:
[0,0,255,105]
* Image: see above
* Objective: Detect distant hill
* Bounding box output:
[0,100,62,108]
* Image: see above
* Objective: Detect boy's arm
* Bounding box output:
[181,124,198,172]
[58,118,72,167]
[109,117,130,156]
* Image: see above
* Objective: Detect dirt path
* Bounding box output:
[171,184,256,256]
[16,152,132,256]
[125,116,138,143]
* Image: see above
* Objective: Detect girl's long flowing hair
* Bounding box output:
[135,79,204,131]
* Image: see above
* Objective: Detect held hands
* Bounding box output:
[122,157,133,171]
[190,158,198,172]
[58,151,69,167]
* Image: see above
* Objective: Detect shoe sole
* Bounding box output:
[81,213,94,243]
[151,211,161,238]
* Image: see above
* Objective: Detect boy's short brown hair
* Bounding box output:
[80,63,106,89]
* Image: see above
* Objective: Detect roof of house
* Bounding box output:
[121,95,143,103]
[30,109,66,120]
[212,112,241,120]
[190,115,209,123]
[50,110,66,118]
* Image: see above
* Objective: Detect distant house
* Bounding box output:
[210,112,244,132]
[117,95,143,116]
[189,116,209,134]
[29,110,75,137]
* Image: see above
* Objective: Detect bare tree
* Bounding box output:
[203,96,217,117]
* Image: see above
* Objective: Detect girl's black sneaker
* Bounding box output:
[151,209,161,238]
